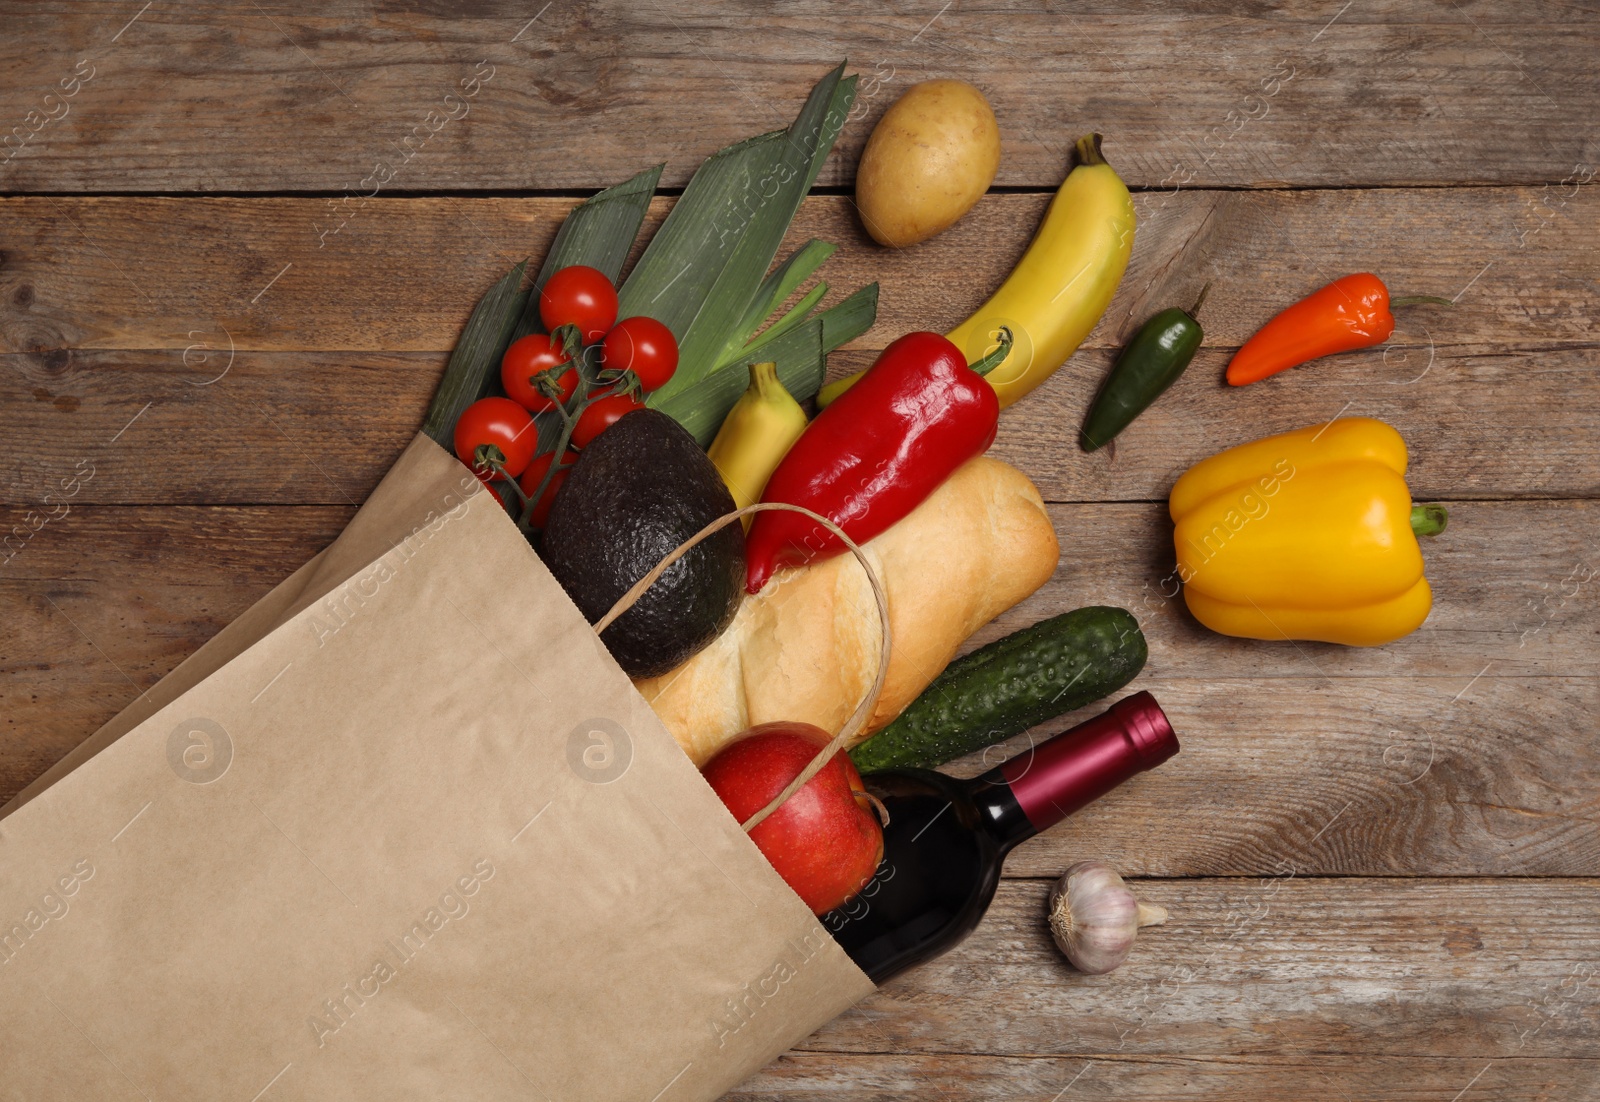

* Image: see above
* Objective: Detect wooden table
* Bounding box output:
[3,3,1596,1098]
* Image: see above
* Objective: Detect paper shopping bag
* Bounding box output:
[0,433,872,1101]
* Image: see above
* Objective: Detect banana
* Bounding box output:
[820,132,1135,410]
[707,362,809,527]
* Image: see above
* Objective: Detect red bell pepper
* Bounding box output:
[744,329,1012,593]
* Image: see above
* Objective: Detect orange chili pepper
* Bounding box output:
[1226,273,1451,386]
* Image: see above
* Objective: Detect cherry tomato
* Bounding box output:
[602,316,679,392]
[501,333,579,412]
[454,397,537,479]
[517,449,578,528]
[571,393,645,448]
[540,265,618,344]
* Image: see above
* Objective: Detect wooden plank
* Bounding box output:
[4,504,1595,873]
[3,498,1592,684]
[795,878,1600,1059]
[992,672,1600,877]
[984,345,1600,505]
[0,505,354,801]
[4,501,1591,686]
[2,352,435,506]
[730,1053,1600,1100]
[0,2,1593,192]
[6,345,1598,505]
[2,188,1594,356]
[982,501,1600,682]
[1,4,1593,1094]
[3,188,1596,504]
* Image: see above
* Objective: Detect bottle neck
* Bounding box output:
[967,691,1180,851]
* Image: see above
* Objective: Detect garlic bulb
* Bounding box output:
[1047,861,1168,974]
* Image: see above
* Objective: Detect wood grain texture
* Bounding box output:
[731,1053,1600,1100]
[795,878,1600,1060]
[987,673,1600,878]
[5,503,1595,874]
[981,501,1600,682]
[0,2,1594,192]
[3,188,1594,354]
[3,6,1597,1096]
[3,187,1596,504]
[2,351,436,506]
[6,345,1599,505]
[985,345,1600,504]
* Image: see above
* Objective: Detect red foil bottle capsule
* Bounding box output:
[1001,690,1179,832]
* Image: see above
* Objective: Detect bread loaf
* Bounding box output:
[634,457,1060,765]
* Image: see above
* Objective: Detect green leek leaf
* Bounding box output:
[422,260,528,447]
[760,281,878,388]
[656,282,879,444]
[738,280,829,359]
[630,63,857,410]
[725,239,836,361]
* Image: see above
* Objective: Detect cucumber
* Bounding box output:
[849,606,1147,773]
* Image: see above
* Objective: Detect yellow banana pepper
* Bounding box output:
[707,362,808,528]
[1168,417,1448,647]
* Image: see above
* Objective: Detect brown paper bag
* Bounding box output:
[0,433,873,1101]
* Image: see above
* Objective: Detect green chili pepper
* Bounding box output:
[1080,284,1209,452]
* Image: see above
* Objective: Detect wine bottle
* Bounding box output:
[823,691,1179,983]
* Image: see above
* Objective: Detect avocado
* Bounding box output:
[541,409,745,679]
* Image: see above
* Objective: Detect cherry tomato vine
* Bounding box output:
[454,266,681,537]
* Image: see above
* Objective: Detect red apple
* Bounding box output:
[702,722,884,915]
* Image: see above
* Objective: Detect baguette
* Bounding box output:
[635,456,1060,765]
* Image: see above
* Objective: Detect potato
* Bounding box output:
[855,80,1001,248]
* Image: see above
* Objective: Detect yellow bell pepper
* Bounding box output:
[1168,417,1448,646]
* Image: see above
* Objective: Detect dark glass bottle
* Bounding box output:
[823,691,1179,983]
